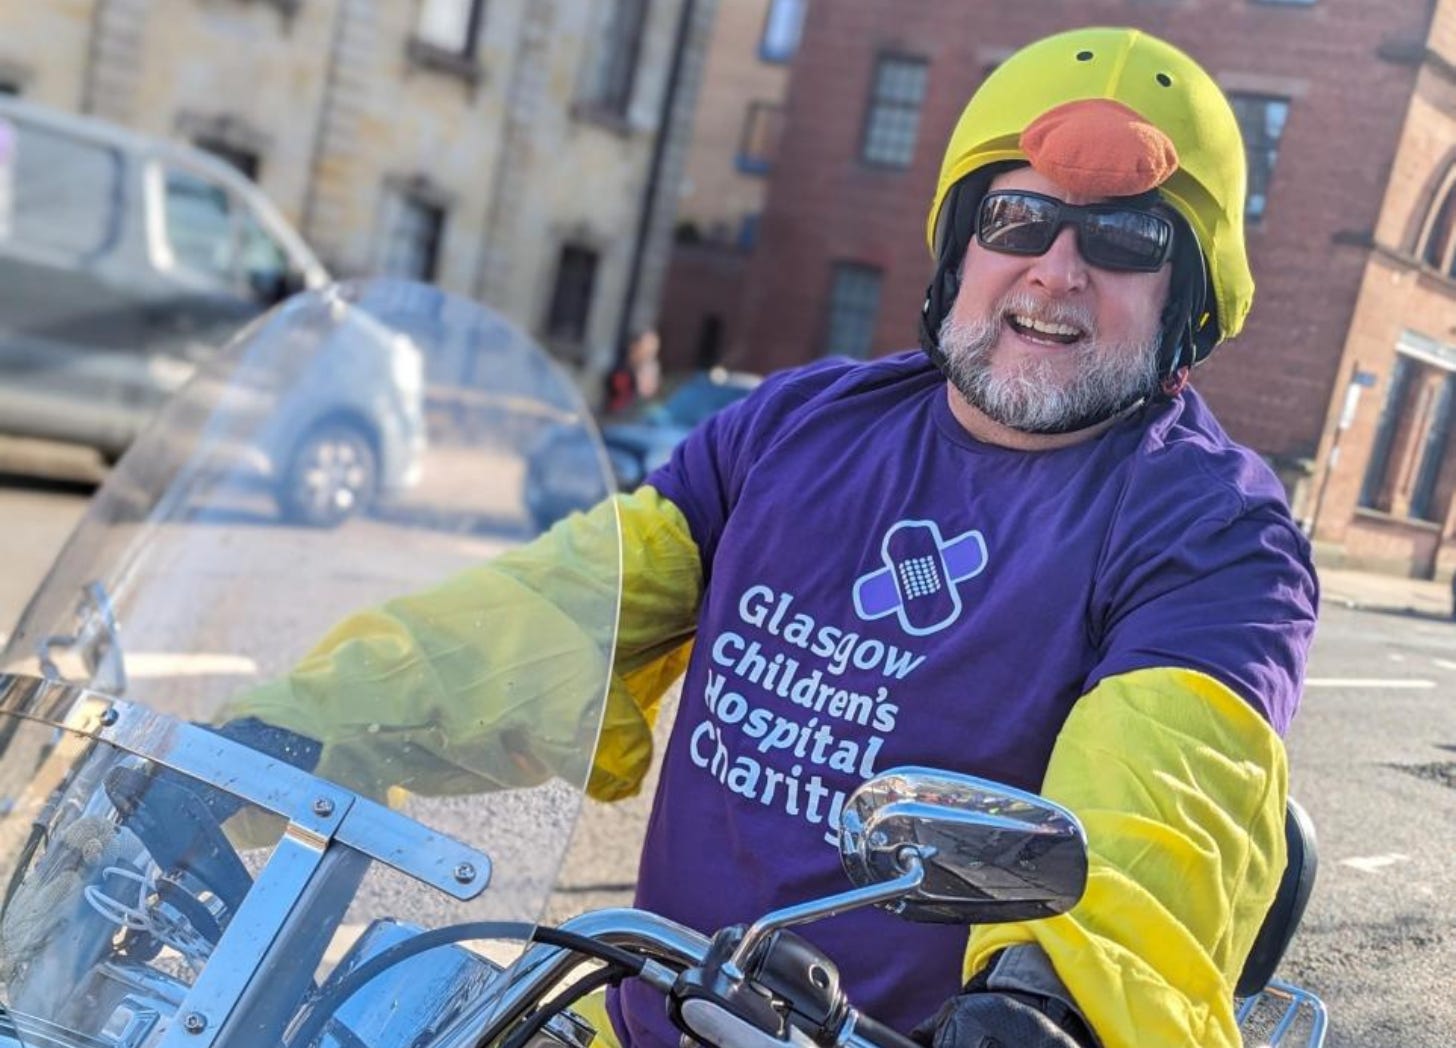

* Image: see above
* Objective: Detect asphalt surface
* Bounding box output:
[1,468,1453,1045]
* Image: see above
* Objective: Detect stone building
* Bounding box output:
[0,0,717,387]
[706,0,1449,575]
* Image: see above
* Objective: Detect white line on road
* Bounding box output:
[127,653,259,678]
[1305,678,1436,689]
[1340,853,1412,874]
[1434,658,1456,671]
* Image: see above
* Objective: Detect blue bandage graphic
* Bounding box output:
[853,520,988,636]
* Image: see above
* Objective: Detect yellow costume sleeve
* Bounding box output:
[963,667,1288,1048]
[222,485,701,804]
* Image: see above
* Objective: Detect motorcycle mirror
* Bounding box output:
[838,766,1088,924]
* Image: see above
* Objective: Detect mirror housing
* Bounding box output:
[838,766,1088,924]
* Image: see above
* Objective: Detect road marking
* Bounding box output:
[1388,653,1407,663]
[127,653,258,678]
[1305,678,1435,689]
[1434,658,1456,671]
[1340,853,1411,874]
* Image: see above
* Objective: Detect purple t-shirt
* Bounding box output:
[608,352,1317,1046]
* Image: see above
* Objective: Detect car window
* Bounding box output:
[0,116,122,258]
[164,168,236,279]
[238,209,293,300]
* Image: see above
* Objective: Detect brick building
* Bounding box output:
[712,0,1445,573]
[1298,0,1456,578]
[0,0,718,390]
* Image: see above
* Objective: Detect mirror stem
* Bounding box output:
[727,850,927,975]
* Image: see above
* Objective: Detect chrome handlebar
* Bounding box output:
[429,908,914,1048]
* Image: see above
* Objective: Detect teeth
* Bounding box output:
[1012,314,1082,338]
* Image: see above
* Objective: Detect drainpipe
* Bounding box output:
[614,0,697,373]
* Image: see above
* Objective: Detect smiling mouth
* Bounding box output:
[1004,312,1088,346]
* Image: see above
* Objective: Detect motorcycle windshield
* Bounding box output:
[0,280,620,1048]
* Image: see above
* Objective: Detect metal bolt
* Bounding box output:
[183,1013,207,1034]
[454,862,477,884]
[312,797,335,817]
[98,708,118,727]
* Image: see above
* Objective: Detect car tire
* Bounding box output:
[277,421,378,528]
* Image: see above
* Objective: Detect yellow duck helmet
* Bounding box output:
[925,27,1254,364]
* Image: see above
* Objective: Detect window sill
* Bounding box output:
[1353,506,1444,533]
[406,38,485,88]
[571,102,639,138]
[735,155,772,176]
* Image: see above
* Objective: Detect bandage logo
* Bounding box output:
[852,519,988,636]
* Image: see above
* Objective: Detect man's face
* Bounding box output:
[940,166,1174,434]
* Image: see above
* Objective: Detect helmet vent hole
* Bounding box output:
[1156,72,1173,86]
[1076,50,1093,61]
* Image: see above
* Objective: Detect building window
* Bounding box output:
[824,263,882,359]
[586,0,648,118]
[194,137,260,181]
[737,102,784,174]
[1419,170,1456,273]
[380,191,446,282]
[1229,93,1289,224]
[1359,350,1456,523]
[546,244,599,343]
[1411,373,1456,520]
[861,55,929,169]
[760,0,807,63]
[414,0,485,57]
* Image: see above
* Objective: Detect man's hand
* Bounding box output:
[924,990,1096,1048]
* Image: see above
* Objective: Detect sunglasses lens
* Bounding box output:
[1080,210,1172,271]
[977,193,1059,255]
[976,192,1173,272]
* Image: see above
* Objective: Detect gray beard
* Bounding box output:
[938,293,1162,435]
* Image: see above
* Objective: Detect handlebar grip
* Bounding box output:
[844,1012,922,1048]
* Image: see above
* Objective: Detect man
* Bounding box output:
[228,27,1316,1048]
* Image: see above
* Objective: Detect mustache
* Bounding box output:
[994,290,1097,338]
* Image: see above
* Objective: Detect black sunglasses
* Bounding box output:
[976,190,1175,273]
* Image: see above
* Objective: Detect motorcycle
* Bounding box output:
[0,281,1326,1048]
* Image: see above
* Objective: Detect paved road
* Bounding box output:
[1,474,1453,1044]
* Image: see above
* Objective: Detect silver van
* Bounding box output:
[0,97,326,459]
[0,99,423,525]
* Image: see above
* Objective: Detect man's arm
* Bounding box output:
[940,493,1316,1048]
[221,485,703,803]
[957,667,1289,1048]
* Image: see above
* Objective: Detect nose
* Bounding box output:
[1025,225,1089,295]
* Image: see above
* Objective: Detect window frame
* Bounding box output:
[412,0,487,59]
[378,187,448,284]
[586,0,649,121]
[859,53,930,171]
[737,101,784,175]
[1228,91,1291,225]
[758,0,807,64]
[544,242,601,346]
[823,261,884,359]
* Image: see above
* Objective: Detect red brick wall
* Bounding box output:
[731,0,1428,467]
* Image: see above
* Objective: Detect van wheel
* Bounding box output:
[277,422,378,527]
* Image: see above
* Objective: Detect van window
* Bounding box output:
[0,117,122,258]
[164,168,235,279]
[239,209,293,300]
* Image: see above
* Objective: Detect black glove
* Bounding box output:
[921,989,1096,1048]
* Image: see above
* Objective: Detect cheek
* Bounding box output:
[951,248,1020,321]
[1098,275,1169,340]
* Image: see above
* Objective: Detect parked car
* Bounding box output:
[0,97,327,462]
[524,368,760,530]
